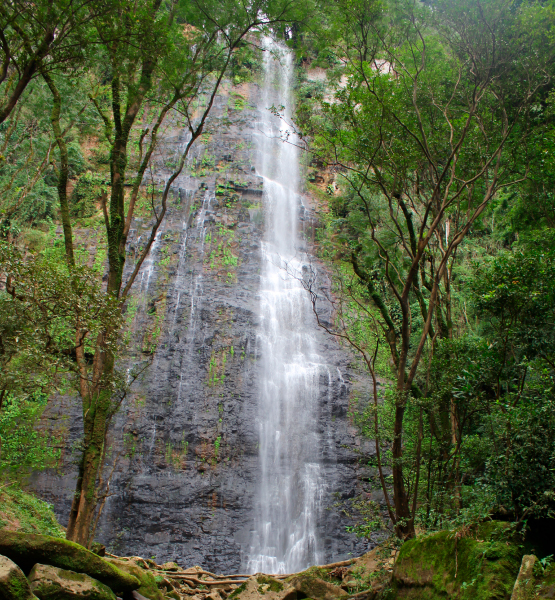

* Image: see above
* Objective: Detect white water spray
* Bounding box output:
[246,39,326,575]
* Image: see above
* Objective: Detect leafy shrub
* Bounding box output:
[70,171,105,217]
[67,141,87,177]
[0,393,61,478]
[21,228,49,253]
[486,391,555,520]
[229,42,262,84]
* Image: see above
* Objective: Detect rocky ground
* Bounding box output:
[1,523,554,600]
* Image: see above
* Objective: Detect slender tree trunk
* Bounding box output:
[65,18,160,539]
[42,71,74,265]
[392,397,414,539]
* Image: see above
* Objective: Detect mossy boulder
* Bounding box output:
[0,531,139,594]
[104,557,165,600]
[227,575,296,600]
[511,555,537,599]
[389,522,523,599]
[28,564,116,600]
[287,570,348,600]
[0,554,38,600]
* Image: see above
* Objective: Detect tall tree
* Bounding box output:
[298,0,554,537]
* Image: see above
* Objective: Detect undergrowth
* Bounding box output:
[0,484,65,537]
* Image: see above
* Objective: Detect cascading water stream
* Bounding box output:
[246,39,326,575]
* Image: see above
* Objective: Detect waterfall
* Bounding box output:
[246,39,326,575]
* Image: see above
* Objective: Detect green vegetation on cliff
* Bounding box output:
[0,487,64,538]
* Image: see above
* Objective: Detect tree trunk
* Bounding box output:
[42,71,74,265]
[65,20,160,540]
[66,391,113,545]
[67,411,107,546]
[66,333,113,546]
[392,400,415,539]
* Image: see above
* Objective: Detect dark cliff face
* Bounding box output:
[32,82,372,573]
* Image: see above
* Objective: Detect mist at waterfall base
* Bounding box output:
[245,40,329,575]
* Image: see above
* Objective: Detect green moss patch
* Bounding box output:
[286,567,332,585]
[288,572,347,600]
[28,564,116,600]
[0,486,64,537]
[228,581,248,598]
[390,522,523,599]
[257,575,284,593]
[104,558,165,600]
[0,531,139,594]
[0,555,37,600]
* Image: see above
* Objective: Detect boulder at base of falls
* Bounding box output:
[0,554,38,600]
[387,521,523,599]
[103,557,165,600]
[286,569,348,600]
[28,564,116,600]
[0,531,140,594]
[228,575,296,600]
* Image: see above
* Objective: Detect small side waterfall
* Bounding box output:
[246,40,326,575]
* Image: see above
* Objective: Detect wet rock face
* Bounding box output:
[32,83,371,572]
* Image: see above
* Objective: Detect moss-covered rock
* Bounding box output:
[389,522,523,599]
[103,557,165,600]
[28,563,116,600]
[0,531,139,594]
[228,580,248,599]
[511,555,537,599]
[287,571,348,600]
[227,575,296,600]
[256,575,284,594]
[342,546,396,596]
[0,554,38,600]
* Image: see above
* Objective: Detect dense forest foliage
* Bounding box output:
[1,0,555,552]
[294,0,555,541]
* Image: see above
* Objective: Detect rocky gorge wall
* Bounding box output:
[31,77,375,573]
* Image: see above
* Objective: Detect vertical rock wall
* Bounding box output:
[32,81,372,573]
